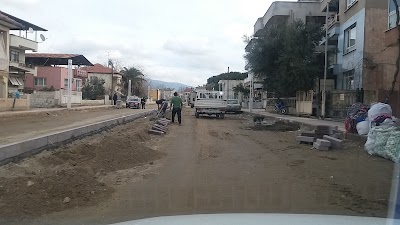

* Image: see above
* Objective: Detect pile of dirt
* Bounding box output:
[252,120,300,132]
[0,167,113,219]
[0,117,166,219]
[39,120,165,173]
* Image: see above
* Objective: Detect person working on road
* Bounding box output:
[141,97,146,109]
[170,92,183,125]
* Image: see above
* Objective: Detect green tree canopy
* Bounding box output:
[122,66,145,96]
[207,72,248,90]
[82,77,105,100]
[244,20,324,97]
[232,83,250,97]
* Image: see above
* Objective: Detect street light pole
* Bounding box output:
[321,1,330,118]
[67,59,72,109]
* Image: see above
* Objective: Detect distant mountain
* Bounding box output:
[148,79,192,90]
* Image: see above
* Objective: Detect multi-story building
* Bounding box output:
[0,11,47,98]
[245,0,400,116]
[244,0,325,103]
[0,11,47,97]
[217,80,243,100]
[320,0,399,115]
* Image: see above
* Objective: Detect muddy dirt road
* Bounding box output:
[0,108,394,225]
[0,105,156,144]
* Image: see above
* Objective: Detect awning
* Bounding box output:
[9,77,24,86]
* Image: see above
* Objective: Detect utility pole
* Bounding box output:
[109,60,114,95]
[249,73,253,113]
[67,59,72,109]
[128,80,132,97]
[228,67,230,73]
[321,1,330,118]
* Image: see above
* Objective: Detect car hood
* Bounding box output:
[111,213,395,225]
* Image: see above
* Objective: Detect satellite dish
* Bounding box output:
[40,34,46,42]
[28,27,34,33]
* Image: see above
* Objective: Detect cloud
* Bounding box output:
[163,37,212,56]
[2,0,280,86]
[1,0,40,9]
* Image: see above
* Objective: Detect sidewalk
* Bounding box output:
[248,109,345,132]
[0,105,114,118]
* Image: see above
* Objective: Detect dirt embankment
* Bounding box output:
[0,117,165,220]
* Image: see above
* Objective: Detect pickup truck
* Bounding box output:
[194,91,227,119]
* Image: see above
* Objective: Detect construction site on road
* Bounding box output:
[0,107,394,225]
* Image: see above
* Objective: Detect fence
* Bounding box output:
[296,90,314,115]
[326,89,364,118]
[264,97,296,114]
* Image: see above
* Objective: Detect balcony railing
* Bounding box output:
[327,14,339,29]
[10,34,38,52]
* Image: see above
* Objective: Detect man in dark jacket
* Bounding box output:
[141,97,146,109]
[113,93,118,105]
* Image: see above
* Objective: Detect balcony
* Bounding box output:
[320,0,339,13]
[327,14,340,30]
[9,61,37,75]
[10,34,38,52]
[319,15,340,46]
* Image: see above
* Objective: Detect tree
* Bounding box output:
[244,20,324,97]
[121,66,145,97]
[207,72,248,90]
[232,83,250,97]
[82,77,105,100]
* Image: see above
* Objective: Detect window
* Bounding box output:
[34,77,46,86]
[347,0,357,9]
[343,70,355,90]
[344,24,356,53]
[64,79,69,88]
[10,50,19,62]
[75,79,82,91]
[389,0,400,29]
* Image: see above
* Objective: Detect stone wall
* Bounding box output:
[29,91,60,108]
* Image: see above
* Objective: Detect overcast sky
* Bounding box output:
[2,0,284,86]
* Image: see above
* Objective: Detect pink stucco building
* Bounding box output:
[25,66,86,92]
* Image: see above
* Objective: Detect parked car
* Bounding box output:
[226,99,242,113]
[126,97,141,109]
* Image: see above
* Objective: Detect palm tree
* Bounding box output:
[122,66,145,96]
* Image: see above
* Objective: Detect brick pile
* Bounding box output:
[148,118,171,135]
[296,125,343,151]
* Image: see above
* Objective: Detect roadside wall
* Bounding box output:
[60,91,82,104]
[29,91,83,108]
[29,91,60,108]
[82,99,112,105]
[0,98,30,111]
